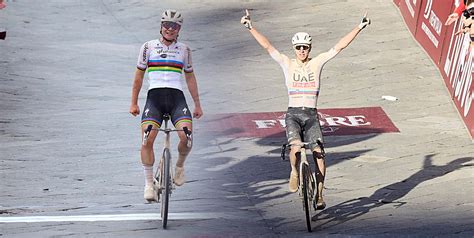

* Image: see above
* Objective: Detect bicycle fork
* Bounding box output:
[159,151,175,190]
[299,153,318,208]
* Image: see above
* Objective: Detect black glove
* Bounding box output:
[241,9,253,30]
[358,14,371,30]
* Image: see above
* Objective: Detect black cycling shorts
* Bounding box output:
[141,88,192,128]
[285,107,323,151]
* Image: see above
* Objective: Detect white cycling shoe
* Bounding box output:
[144,185,158,202]
[174,166,185,186]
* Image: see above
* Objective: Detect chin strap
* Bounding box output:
[160,30,177,43]
[162,36,174,43]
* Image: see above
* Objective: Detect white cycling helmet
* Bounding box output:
[292,32,312,46]
[161,9,183,25]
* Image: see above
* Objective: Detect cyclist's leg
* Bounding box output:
[285,110,303,192]
[141,121,160,167]
[141,121,160,201]
[141,90,164,200]
[173,114,192,167]
[305,109,326,208]
[170,90,193,186]
[141,90,164,167]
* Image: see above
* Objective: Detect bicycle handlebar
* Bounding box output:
[183,127,192,148]
[142,125,192,147]
[280,140,325,161]
[183,127,191,136]
[143,125,153,144]
[144,125,191,134]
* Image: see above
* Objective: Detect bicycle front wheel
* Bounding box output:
[161,148,171,229]
[301,163,313,232]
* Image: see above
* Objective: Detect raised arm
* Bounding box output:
[446,1,466,26]
[241,9,276,54]
[333,13,371,52]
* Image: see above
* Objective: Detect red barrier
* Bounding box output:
[398,0,423,35]
[440,18,474,138]
[414,0,453,64]
[395,0,474,138]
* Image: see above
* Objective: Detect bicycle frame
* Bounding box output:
[142,114,192,229]
[281,140,325,179]
[281,140,325,232]
[143,117,192,189]
[156,118,175,194]
[297,148,310,195]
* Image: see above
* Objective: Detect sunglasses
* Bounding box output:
[162,21,181,30]
[294,45,310,51]
[463,7,474,18]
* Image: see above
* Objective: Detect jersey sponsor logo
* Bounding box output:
[160,53,167,58]
[142,43,149,62]
[144,108,150,116]
[156,48,181,55]
[292,72,315,82]
[292,82,316,88]
[183,108,188,115]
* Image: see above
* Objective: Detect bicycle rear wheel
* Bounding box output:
[301,163,313,232]
[161,148,171,229]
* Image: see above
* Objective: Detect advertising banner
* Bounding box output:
[398,0,423,35]
[203,107,399,138]
[414,0,453,64]
[396,0,474,138]
[439,11,474,138]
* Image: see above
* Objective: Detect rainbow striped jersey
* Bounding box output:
[137,39,193,91]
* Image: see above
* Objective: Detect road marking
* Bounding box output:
[0,212,228,223]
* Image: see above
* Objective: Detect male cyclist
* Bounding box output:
[241,10,370,209]
[130,9,203,202]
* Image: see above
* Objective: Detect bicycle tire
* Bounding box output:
[161,148,171,229]
[312,166,319,211]
[301,163,313,232]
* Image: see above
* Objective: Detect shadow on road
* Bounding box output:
[197,127,384,200]
[196,127,472,234]
[311,155,473,230]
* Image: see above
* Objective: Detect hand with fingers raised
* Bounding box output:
[358,12,371,30]
[241,9,253,30]
[445,13,460,26]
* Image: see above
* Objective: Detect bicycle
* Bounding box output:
[143,114,192,229]
[280,139,325,232]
